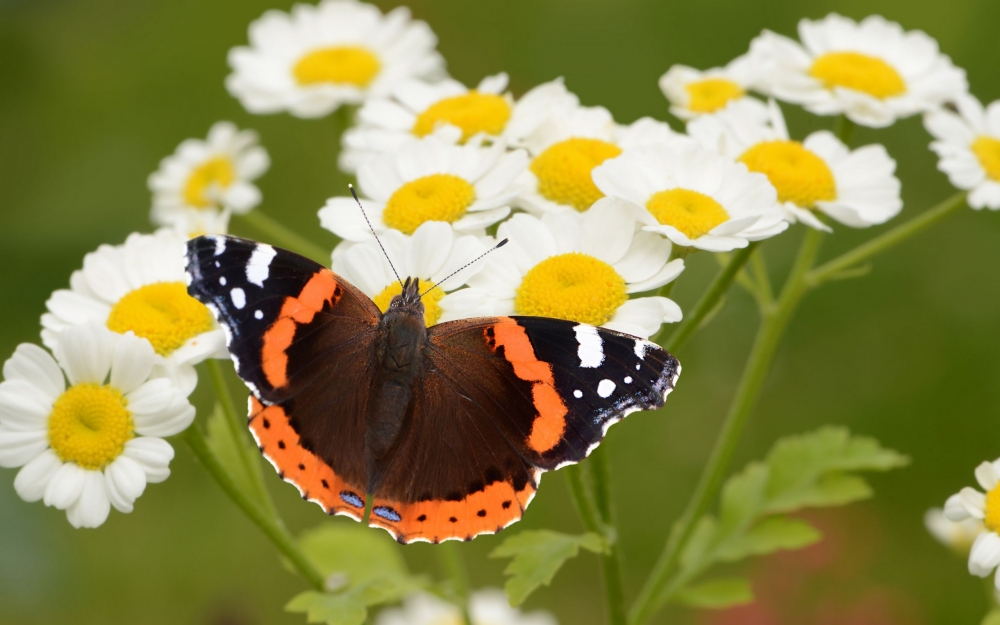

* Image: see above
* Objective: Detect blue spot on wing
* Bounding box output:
[373,506,402,522]
[340,491,364,508]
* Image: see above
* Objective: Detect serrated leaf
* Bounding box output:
[675,578,753,609]
[286,591,366,625]
[205,404,256,499]
[766,473,873,514]
[715,516,821,562]
[717,463,769,535]
[298,523,407,584]
[490,530,607,606]
[765,427,908,509]
[982,610,1000,625]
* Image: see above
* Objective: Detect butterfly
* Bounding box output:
[185,234,680,544]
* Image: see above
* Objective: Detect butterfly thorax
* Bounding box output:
[366,277,427,489]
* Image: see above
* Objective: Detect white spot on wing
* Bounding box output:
[231,287,246,309]
[254,310,263,320]
[213,236,226,256]
[219,277,226,286]
[624,376,632,384]
[573,389,583,399]
[597,379,616,398]
[246,244,277,287]
[634,338,647,359]
[574,324,604,368]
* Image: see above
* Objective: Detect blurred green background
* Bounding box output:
[2,0,999,623]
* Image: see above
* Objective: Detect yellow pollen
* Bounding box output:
[646,188,730,239]
[412,92,513,142]
[739,140,837,208]
[530,138,622,211]
[372,280,445,326]
[986,485,1000,533]
[48,384,133,470]
[972,136,1000,182]
[515,253,627,326]
[685,78,745,113]
[382,174,476,235]
[184,157,235,209]
[293,46,381,87]
[809,51,906,99]
[106,282,215,357]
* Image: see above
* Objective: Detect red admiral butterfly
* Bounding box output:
[185,234,680,544]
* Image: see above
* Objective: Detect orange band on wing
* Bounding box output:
[368,474,538,544]
[489,319,568,453]
[261,270,341,388]
[248,396,365,520]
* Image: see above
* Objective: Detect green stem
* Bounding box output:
[439,542,472,625]
[589,447,627,625]
[655,242,759,352]
[749,246,774,307]
[566,464,603,536]
[206,359,276,516]
[238,210,332,264]
[808,191,968,286]
[629,229,824,625]
[184,426,325,591]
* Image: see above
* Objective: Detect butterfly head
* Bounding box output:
[387,276,426,319]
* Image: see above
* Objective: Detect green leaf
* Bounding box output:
[286,591,366,625]
[717,463,769,535]
[764,427,908,513]
[679,517,718,571]
[982,610,1000,625]
[675,578,753,609]
[715,516,822,562]
[490,530,607,606]
[298,523,407,584]
[204,403,255,499]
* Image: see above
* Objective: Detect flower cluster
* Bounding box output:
[2,6,998,621]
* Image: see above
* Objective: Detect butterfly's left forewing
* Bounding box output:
[366,316,680,543]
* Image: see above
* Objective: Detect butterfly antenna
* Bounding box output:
[420,238,508,299]
[349,183,403,288]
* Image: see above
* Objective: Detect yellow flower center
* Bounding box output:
[106,282,215,357]
[382,174,476,235]
[292,46,381,87]
[985,484,1000,533]
[530,138,622,211]
[184,157,235,209]
[808,52,906,99]
[372,280,445,326]
[48,384,133,470]
[685,78,745,114]
[646,188,730,239]
[972,136,1000,182]
[739,140,837,208]
[515,253,627,326]
[412,92,513,142]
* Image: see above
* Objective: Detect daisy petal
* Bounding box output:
[0,428,49,468]
[110,332,156,395]
[945,493,973,521]
[13,449,62,502]
[977,461,1000,492]
[54,324,116,386]
[66,470,111,529]
[3,344,65,399]
[104,455,148,513]
[123,437,174,484]
[44,462,87,510]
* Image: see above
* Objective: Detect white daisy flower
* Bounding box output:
[516,102,681,215]
[0,324,194,528]
[339,75,578,174]
[942,458,1000,588]
[688,99,902,231]
[165,208,232,240]
[227,0,444,118]
[319,135,527,240]
[376,589,557,625]
[331,221,487,326]
[592,139,787,251]
[659,55,761,119]
[148,122,269,234]
[925,507,984,554]
[448,199,684,338]
[925,94,1000,210]
[41,230,227,395]
[748,14,967,128]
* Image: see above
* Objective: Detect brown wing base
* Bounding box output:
[248,397,368,520]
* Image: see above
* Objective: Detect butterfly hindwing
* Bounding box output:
[185,235,380,519]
